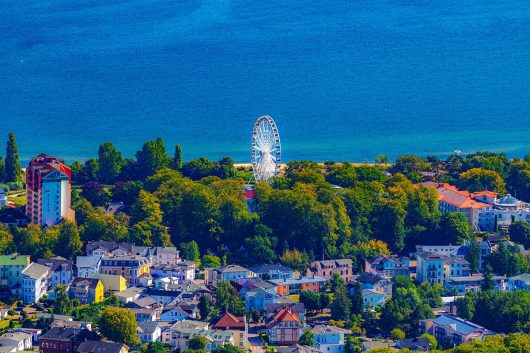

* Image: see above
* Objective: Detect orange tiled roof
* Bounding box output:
[212,312,246,330]
[436,185,490,209]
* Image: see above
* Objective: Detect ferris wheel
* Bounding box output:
[251,115,281,183]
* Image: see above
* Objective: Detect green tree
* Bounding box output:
[54,285,73,315]
[351,281,364,316]
[55,221,83,259]
[455,293,475,320]
[390,328,405,340]
[215,281,245,316]
[375,154,389,166]
[437,212,470,245]
[509,221,530,249]
[299,329,315,346]
[172,144,183,170]
[460,168,507,193]
[81,182,110,206]
[142,342,169,353]
[372,199,406,253]
[180,241,200,262]
[279,249,310,272]
[98,142,124,184]
[136,137,170,179]
[244,233,277,265]
[80,211,128,243]
[481,265,495,291]
[188,335,208,350]
[300,291,321,313]
[82,159,100,183]
[198,295,211,320]
[0,156,5,182]
[330,285,351,321]
[5,132,22,182]
[201,254,221,268]
[99,307,140,346]
[0,225,13,254]
[212,344,245,353]
[419,333,437,350]
[465,239,480,273]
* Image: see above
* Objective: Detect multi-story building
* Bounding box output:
[133,246,181,266]
[100,255,150,286]
[77,340,128,353]
[445,275,507,295]
[266,306,302,345]
[420,315,494,347]
[211,312,248,349]
[150,262,196,281]
[365,255,411,279]
[0,254,30,297]
[37,257,73,289]
[86,241,134,257]
[306,259,353,283]
[416,251,470,285]
[25,154,75,226]
[354,273,392,295]
[204,265,255,286]
[250,264,294,280]
[270,276,326,296]
[69,277,104,304]
[508,273,530,291]
[21,262,50,303]
[0,332,33,351]
[39,327,98,353]
[88,273,127,292]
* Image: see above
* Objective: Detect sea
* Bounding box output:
[1,0,530,164]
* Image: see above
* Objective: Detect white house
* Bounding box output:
[137,321,162,343]
[21,263,50,303]
[76,255,102,278]
[311,325,345,353]
[0,332,33,351]
[362,289,388,308]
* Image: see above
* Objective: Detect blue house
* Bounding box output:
[244,286,280,311]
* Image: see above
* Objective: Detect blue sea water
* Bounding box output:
[1,0,530,163]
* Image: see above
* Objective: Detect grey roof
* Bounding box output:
[76,255,103,268]
[22,263,50,280]
[277,345,320,353]
[310,325,345,334]
[249,264,293,274]
[78,340,126,353]
[137,321,162,334]
[269,275,326,285]
[71,277,100,289]
[356,273,384,285]
[396,338,430,350]
[509,273,530,284]
[37,258,73,272]
[431,315,494,335]
[212,264,252,273]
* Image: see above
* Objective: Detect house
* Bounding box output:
[88,273,127,292]
[132,246,181,266]
[265,303,306,324]
[37,257,73,289]
[86,241,134,257]
[69,277,104,304]
[137,321,162,343]
[147,289,182,305]
[0,332,32,351]
[266,306,302,345]
[160,305,193,322]
[478,241,492,270]
[130,308,159,322]
[270,276,326,296]
[12,327,43,344]
[508,273,530,291]
[77,340,128,353]
[354,273,392,295]
[415,245,467,258]
[211,312,247,349]
[365,255,411,279]
[100,255,150,286]
[361,340,394,351]
[115,287,146,304]
[395,337,431,352]
[76,255,103,278]
[188,330,234,352]
[362,289,388,308]
[151,262,196,281]
[0,254,30,298]
[39,327,98,353]
[169,320,209,351]
[444,258,471,278]
[416,252,448,285]
[244,286,280,311]
[0,188,7,208]
[249,264,293,280]
[306,259,353,283]
[311,325,345,353]
[21,262,50,303]
[205,265,255,286]
[420,314,494,347]
[277,344,320,353]
[51,320,92,331]
[37,313,73,322]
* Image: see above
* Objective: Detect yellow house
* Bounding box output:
[69,277,104,304]
[88,273,127,292]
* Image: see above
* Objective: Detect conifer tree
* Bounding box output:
[5,132,21,182]
[173,144,183,170]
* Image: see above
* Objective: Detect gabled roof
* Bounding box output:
[356,273,384,285]
[277,345,320,353]
[249,264,293,274]
[76,255,103,268]
[266,307,301,329]
[431,315,494,335]
[77,340,126,353]
[37,258,73,272]
[396,337,430,351]
[71,277,100,290]
[22,263,50,280]
[211,265,252,273]
[137,321,162,334]
[40,327,98,341]
[211,312,246,330]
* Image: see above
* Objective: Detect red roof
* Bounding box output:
[267,307,301,329]
[211,312,246,330]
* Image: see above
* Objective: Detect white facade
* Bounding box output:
[0,188,8,207]
[40,172,70,226]
[21,263,50,304]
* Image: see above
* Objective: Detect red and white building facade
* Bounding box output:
[26,154,75,226]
